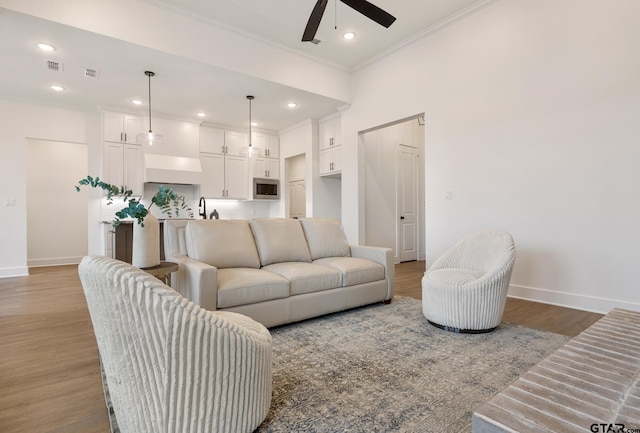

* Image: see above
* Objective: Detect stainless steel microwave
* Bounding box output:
[253,178,279,200]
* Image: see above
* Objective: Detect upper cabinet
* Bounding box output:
[103,142,144,195]
[200,126,225,154]
[319,115,342,176]
[262,134,280,159]
[251,132,280,179]
[103,111,144,145]
[319,116,341,151]
[225,131,248,156]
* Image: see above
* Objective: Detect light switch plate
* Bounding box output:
[4,198,16,207]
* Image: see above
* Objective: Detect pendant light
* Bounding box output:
[136,71,164,146]
[240,95,262,157]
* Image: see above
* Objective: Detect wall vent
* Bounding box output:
[83,68,99,79]
[45,60,63,72]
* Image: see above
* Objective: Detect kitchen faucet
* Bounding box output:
[198,197,207,219]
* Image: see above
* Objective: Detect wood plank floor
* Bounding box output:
[0,261,603,433]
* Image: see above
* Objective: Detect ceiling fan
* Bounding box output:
[302,0,396,42]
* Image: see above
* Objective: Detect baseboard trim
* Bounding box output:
[27,256,83,267]
[0,267,29,278]
[508,284,640,315]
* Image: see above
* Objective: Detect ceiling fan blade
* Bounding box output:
[339,0,396,28]
[302,0,329,42]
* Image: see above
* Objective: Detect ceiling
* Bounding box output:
[0,1,482,132]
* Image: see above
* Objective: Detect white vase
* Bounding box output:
[131,213,160,268]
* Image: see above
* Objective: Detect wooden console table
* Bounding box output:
[141,261,178,287]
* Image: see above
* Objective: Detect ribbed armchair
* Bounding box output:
[422,230,516,333]
[78,256,272,433]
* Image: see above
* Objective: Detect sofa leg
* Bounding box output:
[383,299,392,305]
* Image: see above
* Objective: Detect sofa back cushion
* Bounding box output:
[185,220,260,269]
[250,218,311,266]
[300,218,351,260]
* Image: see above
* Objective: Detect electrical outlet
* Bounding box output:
[4,198,16,207]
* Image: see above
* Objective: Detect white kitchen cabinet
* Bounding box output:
[253,133,279,158]
[199,153,225,198]
[200,152,248,199]
[224,131,247,156]
[200,126,225,154]
[225,155,249,199]
[319,116,341,151]
[252,157,279,179]
[103,142,144,195]
[319,146,341,177]
[103,111,144,144]
[319,116,341,176]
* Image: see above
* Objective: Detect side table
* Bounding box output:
[141,261,178,287]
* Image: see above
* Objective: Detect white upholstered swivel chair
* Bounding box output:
[422,230,516,333]
[78,256,272,433]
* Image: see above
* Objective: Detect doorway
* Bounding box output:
[26,139,88,267]
[286,154,306,219]
[363,116,425,263]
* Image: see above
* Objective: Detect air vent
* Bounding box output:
[311,38,322,45]
[83,68,99,79]
[45,60,63,72]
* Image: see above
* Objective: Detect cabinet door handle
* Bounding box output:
[222,145,225,153]
[124,133,127,142]
[120,132,124,142]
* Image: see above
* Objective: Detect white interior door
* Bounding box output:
[397,144,418,262]
[289,180,306,219]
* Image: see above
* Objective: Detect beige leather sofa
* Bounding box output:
[163,217,394,327]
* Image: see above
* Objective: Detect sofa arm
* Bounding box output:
[166,254,218,311]
[350,245,395,300]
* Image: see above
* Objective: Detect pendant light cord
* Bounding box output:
[145,71,155,133]
[247,95,254,147]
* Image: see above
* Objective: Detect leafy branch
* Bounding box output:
[76,176,193,229]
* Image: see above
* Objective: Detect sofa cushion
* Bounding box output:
[300,218,351,260]
[262,262,342,296]
[314,257,385,287]
[185,220,260,269]
[217,268,289,309]
[250,218,311,266]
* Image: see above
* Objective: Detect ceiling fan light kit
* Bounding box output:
[302,0,396,42]
[136,70,164,146]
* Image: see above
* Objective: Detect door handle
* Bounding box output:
[400,216,405,220]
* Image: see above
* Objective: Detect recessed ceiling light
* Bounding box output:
[37,43,55,52]
[197,112,206,118]
[132,99,143,105]
[287,102,298,109]
[343,32,356,40]
[50,85,64,92]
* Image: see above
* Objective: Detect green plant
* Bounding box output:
[75,176,193,228]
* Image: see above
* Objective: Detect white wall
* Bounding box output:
[0,98,100,277]
[343,0,640,313]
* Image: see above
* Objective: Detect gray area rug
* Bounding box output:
[104,297,570,433]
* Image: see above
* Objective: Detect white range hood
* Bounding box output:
[144,154,202,185]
